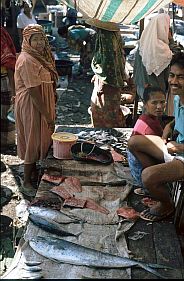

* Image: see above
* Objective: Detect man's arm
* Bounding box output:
[167,141,184,155]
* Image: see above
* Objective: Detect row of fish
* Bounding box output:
[27,202,172,278]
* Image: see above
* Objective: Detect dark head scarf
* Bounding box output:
[22,24,58,89]
[91,29,125,88]
[1,27,16,70]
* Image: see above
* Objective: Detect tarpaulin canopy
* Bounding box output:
[60,0,183,24]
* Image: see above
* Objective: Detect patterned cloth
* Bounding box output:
[91,75,125,127]
[90,28,126,127]
[1,75,15,146]
[1,27,16,70]
[1,27,16,147]
[91,29,125,88]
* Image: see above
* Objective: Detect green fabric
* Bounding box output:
[131,0,158,24]
[101,0,122,21]
[91,29,125,88]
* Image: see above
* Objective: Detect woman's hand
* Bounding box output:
[11,96,15,104]
[47,119,55,133]
[91,75,96,83]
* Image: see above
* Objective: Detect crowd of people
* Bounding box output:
[1,6,184,223]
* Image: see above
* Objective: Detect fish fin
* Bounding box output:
[137,263,167,279]
[45,256,60,264]
[75,231,82,238]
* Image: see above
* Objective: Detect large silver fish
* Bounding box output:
[29,236,171,279]
[28,206,81,224]
[29,214,81,237]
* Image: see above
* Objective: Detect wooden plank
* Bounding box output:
[126,220,158,279]
[127,192,184,279]
[153,222,184,279]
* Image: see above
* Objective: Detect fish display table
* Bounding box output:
[2,127,184,279]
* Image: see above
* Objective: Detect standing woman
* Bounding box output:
[14,24,58,196]
[86,19,126,128]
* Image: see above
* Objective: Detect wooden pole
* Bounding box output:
[132,18,144,126]
[172,3,175,33]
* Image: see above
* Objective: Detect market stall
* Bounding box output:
[2,127,184,279]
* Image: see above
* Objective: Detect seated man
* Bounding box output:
[128,52,184,221]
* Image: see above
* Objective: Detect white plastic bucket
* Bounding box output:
[51,132,78,159]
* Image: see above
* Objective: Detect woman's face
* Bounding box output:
[24,3,32,14]
[144,92,166,117]
[30,33,45,53]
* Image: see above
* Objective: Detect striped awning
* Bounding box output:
[60,0,177,24]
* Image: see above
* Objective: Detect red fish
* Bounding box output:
[117,207,140,220]
[51,186,73,200]
[64,177,82,193]
[42,173,66,185]
[63,197,86,208]
[85,198,109,215]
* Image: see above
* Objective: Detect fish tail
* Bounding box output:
[147,263,173,270]
[137,262,167,279]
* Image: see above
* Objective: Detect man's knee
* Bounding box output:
[142,167,158,187]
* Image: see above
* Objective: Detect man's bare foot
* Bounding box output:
[140,202,175,222]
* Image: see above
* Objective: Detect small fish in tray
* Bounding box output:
[75,129,130,163]
[71,142,113,164]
